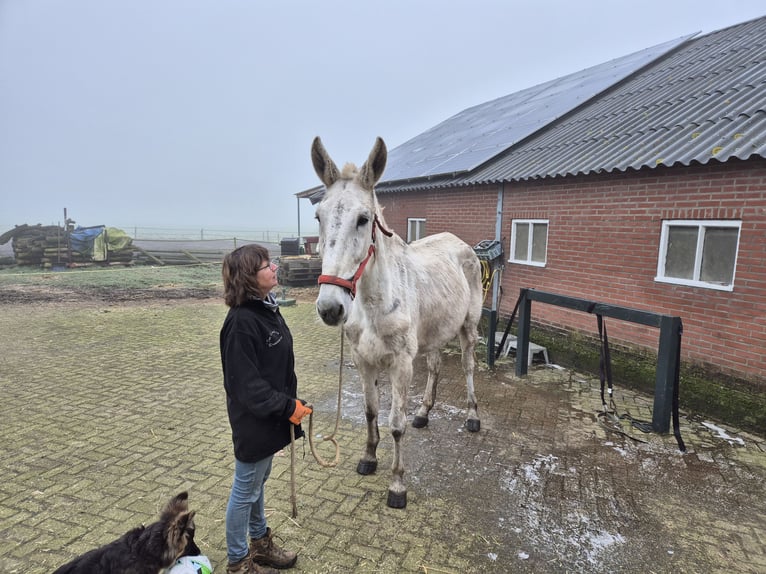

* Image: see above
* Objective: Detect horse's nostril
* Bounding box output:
[318,302,344,326]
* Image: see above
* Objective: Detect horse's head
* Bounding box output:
[311,136,387,325]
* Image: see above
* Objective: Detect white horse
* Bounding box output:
[311,136,483,508]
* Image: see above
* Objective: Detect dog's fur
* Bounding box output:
[52,491,198,574]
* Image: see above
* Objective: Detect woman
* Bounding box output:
[220,244,312,574]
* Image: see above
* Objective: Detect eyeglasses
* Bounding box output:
[257,261,278,272]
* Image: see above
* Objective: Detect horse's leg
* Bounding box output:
[356,363,380,475]
[386,358,413,508]
[459,327,481,432]
[412,350,441,428]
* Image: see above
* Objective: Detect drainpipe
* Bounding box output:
[486,183,505,368]
[492,183,504,311]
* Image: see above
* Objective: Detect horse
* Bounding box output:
[310,136,483,508]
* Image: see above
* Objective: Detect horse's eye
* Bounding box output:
[357,215,369,227]
[314,214,321,223]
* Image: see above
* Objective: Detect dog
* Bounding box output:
[52,491,199,574]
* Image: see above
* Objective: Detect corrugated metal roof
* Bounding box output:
[449,15,766,185]
[301,15,766,201]
[382,35,691,183]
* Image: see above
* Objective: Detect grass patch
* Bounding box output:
[0,263,225,303]
[0,263,223,292]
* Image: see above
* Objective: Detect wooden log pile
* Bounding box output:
[0,224,134,268]
[0,224,66,267]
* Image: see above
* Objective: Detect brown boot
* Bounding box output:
[226,556,279,574]
[249,528,298,569]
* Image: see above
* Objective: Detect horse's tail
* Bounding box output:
[460,245,484,319]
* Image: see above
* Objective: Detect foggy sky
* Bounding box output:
[1,0,764,236]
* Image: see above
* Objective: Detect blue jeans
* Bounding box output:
[226,456,273,563]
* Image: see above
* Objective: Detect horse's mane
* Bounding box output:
[341,162,358,179]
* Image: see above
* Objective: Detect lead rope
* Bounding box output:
[289,425,297,518]
[289,325,344,518]
[307,325,343,468]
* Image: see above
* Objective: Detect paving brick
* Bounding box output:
[1,296,765,573]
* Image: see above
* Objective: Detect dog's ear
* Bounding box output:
[163,510,197,563]
[171,491,189,507]
[160,492,190,522]
[181,511,195,529]
[181,510,201,557]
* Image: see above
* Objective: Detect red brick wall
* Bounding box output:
[380,185,498,245]
[377,159,766,382]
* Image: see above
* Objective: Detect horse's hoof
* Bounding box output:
[357,459,377,475]
[386,490,407,509]
[465,418,481,432]
[412,415,428,428]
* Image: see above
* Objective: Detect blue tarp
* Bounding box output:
[69,226,105,258]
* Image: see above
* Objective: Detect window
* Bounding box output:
[407,218,426,243]
[510,219,548,266]
[656,220,741,291]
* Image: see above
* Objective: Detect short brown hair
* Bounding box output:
[222,243,271,307]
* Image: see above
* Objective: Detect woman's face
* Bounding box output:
[255,260,279,296]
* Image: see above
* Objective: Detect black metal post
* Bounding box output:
[514,288,683,437]
[515,288,531,377]
[653,315,682,433]
[487,309,497,369]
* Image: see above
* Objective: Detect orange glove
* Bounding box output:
[289,400,313,425]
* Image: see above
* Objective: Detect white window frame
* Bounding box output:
[407,218,426,243]
[655,219,741,292]
[509,219,548,267]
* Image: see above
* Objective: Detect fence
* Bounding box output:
[0,224,322,267]
[122,226,308,243]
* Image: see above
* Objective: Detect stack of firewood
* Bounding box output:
[0,224,134,267]
[0,224,65,267]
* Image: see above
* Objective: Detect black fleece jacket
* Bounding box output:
[220,299,303,462]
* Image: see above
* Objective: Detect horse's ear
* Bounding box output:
[311,137,341,188]
[358,137,387,190]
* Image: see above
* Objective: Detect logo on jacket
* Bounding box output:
[266,330,283,347]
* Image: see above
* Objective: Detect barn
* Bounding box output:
[300,15,766,432]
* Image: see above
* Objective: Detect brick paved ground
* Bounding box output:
[1,295,765,573]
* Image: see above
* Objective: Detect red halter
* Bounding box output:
[317,214,393,298]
